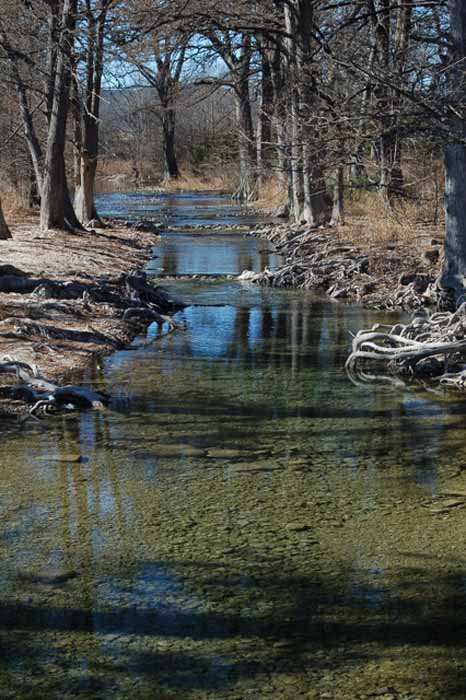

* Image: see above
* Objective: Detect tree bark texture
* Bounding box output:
[74,1,109,225]
[40,0,78,231]
[256,44,274,188]
[233,37,257,202]
[441,0,466,303]
[162,104,180,180]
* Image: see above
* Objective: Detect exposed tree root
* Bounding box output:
[346,303,466,391]
[0,268,184,416]
[0,357,109,416]
[246,224,443,310]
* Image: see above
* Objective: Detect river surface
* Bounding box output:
[1,192,466,700]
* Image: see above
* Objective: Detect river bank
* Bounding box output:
[0,214,178,419]
[245,219,444,310]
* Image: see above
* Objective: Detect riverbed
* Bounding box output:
[0,192,466,700]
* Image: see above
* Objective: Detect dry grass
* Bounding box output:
[255,178,288,212]
[161,166,234,192]
[96,159,235,193]
[96,158,152,193]
[255,167,444,254]
[97,158,137,177]
[344,189,443,252]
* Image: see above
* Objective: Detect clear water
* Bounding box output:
[1,192,466,699]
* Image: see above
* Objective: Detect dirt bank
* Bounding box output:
[0,215,178,420]
[245,220,445,310]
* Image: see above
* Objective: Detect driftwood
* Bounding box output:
[346,303,466,391]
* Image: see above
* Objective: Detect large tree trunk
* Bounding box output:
[269,43,291,204]
[380,0,413,203]
[285,0,331,225]
[256,44,274,189]
[233,39,257,202]
[40,0,77,231]
[234,88,257,202]
[73,1,107,226]
[74,152,97,224]
[74,107,100,225]
[284,4,304,221]
[443,144,466,303]
[0,199,12,240]
[441,0,466,304]
[366,0,412,205]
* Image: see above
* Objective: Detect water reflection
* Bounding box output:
[147,233,280,277]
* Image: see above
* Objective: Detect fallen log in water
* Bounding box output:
[345,303,466,391]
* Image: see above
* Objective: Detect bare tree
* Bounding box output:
[128,32,189,181]
[74,0,113,225]
[0,0,82,231]
[206,30,258,201]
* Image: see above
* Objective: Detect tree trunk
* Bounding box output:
[40,0,77,231]
[162,106,180,180]
[0,199,12,240]
[11,64,43,194]
[285,0,330,225]
[74,111,99,225]
[233,39,257,202]
[441,0,466,304]
[331,165,345,226]
[233,85,256,201]
[443,145,466,303]
[269,42,291,199]
[74,5,107,226]
[379,0,413,203]
[256,45,274,189]
[284,4,304,221]
[74,151,97,224]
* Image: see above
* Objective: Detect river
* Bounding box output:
[0,192,466,700]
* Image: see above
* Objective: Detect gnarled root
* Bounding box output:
[0,355,109,417]
[346,303,466,391]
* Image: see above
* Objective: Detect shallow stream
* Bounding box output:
[1,192,466,699]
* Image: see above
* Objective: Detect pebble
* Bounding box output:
[285,522,312,532]
[38,453,85,464]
